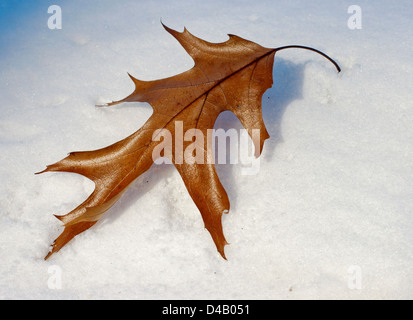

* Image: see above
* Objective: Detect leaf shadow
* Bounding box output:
[214,57,305,211]
[98,162,176,227]
[262,57,305,159]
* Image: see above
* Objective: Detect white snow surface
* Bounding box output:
[0,0,412,299]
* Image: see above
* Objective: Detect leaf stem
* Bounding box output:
[274,45,341,73]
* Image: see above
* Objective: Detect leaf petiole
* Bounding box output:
[274,45,341,72]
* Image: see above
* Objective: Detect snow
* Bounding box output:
[1,0,412,299]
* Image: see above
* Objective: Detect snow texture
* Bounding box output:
[0,0,412,299]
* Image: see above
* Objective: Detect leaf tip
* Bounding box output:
[54,214,66,223]
[105,100,122,107]
[44,250,53,260]
[218,245,228,260]
[161,21,187,39]
[127,72,138,82]
[35,166,50,175]
[160,20,172,33]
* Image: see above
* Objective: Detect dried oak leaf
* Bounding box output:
[38,24,340,260]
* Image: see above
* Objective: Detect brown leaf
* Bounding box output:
[38,24,340,260]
